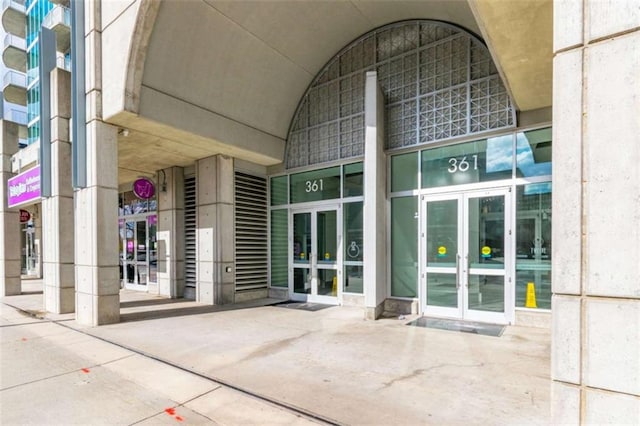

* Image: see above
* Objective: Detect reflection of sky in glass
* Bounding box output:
[516,133,552,177]
[486,135,513,173]
[524,182,552,195]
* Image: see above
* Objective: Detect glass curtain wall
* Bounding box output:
[389,127,552,311]
[26,0,54,145]
[269,163,364,294]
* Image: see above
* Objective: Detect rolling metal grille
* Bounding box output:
[184,176,197,290]
[286,20,515,169]
[234,172,268,292]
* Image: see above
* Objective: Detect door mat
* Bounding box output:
[270,301,333,312]
[406,317,506,337]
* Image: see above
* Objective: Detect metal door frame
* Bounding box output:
[420,187,513,324]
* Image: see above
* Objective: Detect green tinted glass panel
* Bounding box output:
[516,127,552,178]
[391,152,419,192]
[290,167,340,203]
[426,199,458,267]
[270,210,288,287]
[343,162,363,197]
[391,196,418,297]
[344,265,363,294]
[515,183,552,309]
[422,135,513,188]
[270,176,288,205]
[344,202,363,262]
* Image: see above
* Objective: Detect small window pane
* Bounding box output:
[270,209,288,287]
[391,152,418,192]
[421,135,513,188]
[270,176,288,205]
[515,183,552,309]
[516,127,552,178]
[343,162,363,197]
[290,167,341,203]
[344,202,363,262]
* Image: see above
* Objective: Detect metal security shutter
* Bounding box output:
[234,172,268,292]
[184,176,197,296]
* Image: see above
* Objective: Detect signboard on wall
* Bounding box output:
[133,177,155,200]
[7,165,41,208]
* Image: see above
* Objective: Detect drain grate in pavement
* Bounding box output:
[270,301,333,312]
[406,317,505,337]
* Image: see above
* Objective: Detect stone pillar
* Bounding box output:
[363,71,387,320]
[196,155,235,305]
[74,0,119,325]
[552,1,640,423]
[0,120,21,296]
[42,68,74,313]
[156,166,185,298]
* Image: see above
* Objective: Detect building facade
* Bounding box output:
[1,0,638,423]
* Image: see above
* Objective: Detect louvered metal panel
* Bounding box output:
[235,172,268,292]
[184,176,197,294]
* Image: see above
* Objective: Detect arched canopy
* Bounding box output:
[99,0,551,184]
[285,20,515,170]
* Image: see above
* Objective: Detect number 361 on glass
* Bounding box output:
[447,155,478,173]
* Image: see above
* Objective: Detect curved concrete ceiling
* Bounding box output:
[114,0,552,184]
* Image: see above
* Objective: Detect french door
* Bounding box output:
[290,207,341,304]
[421,188,512,323]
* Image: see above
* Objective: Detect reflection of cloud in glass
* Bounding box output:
[524,182,552,195]
[486,135,513,173]
[516,133,552,177]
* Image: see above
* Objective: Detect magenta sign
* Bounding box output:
[132,177,155,199]
[7,166,41,208]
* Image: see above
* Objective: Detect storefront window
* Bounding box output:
[391,152,419,192]
[515,183,552,309]
[343,162,363,197]
[516,127,552,178]
[344,202,363,294]
[290,167,341,203]
[391,196,418,297]
[119,191,157,216]
[270,209,288,287]
[270,176,288,206]
[421,135,513,188]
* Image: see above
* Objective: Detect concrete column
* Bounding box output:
[74,1,119,325]
[196,155,235,305]
[552,1,640,423]
[156,166,185,298]
[0,120,20,295]
[42,68,74,313]
[363,71,387,320]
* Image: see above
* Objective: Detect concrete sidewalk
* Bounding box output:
[1,281,551,425]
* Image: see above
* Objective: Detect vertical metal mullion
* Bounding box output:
[71,0,86,188]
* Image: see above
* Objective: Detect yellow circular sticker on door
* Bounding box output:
[437,246,447,256]
[481,246,491,258]
[325,252,331,260]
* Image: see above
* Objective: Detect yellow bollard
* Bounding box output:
[525,282,538,308]
[332,276,338,296]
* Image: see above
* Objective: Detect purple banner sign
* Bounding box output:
[7,165,41,208]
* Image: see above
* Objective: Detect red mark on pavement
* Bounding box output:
[164,408,176,416]
[175,416,184,422]
[21,338,27,341]
[81,368,90,373]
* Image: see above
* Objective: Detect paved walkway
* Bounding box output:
[1,281,551,425]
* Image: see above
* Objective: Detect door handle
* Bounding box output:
[456,254,461,289]
[465,254,470,288]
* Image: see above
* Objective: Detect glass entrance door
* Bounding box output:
[291,208,340,303]
[120,216,156,290]
[422,188,511,323]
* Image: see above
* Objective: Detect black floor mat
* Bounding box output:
[270,301,333,312]
[406,317,505,337]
